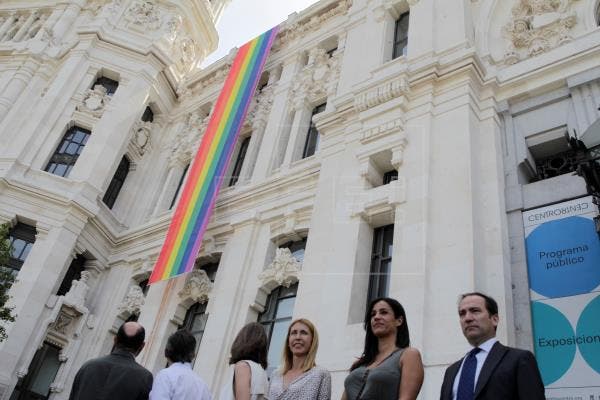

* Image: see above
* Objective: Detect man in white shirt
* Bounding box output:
[150,329,212,400]
[439,292,545,400]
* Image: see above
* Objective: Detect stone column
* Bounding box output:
[51,0,85,41]
[280,102,312,169]
[252,56,303,178]
[0,12,16,39]
[0,215,85,392]
[12,11,38,42]
[0,58,41,122]
[152,159,186,216]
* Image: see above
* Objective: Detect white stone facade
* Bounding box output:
[0,0,599,399]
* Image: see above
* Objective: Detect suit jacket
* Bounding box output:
[69,348,153,400]
[440,342,545,400]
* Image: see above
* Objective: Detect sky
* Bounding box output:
[201,0,320,67]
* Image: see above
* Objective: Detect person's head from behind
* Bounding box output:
[114,321,145,356]
[282,318,319,374]
[458,292,499,347]
[165,329,196,365]
[229,322,268,369]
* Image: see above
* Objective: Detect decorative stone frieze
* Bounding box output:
[169,110,209,165]
[246,85,275,130]
[276,0,352,47]
[353,77,409,112]
[178,269,213,304]
[259,248,301,290]
[125,0,161,31]
[129,120,153,157]
[361,118,404,144]
[75,85,111,118]
[63,271,91,309]
[288,47,342,110]
[118,285,145,317]
[503,0,579,65]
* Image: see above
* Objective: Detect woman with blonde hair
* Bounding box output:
[219,322,269,400]
[268,318,331,400]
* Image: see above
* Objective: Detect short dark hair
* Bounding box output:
[115,323,145,353]
[165,329,196,363]
[460,292,499,316]
[351,297,410,371]
[229,322,268,369]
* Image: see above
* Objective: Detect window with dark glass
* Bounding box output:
[392,12,409,59]
[102,156,130,209]
[45,126,91,178]
[258,282,298,374]
[93,76,119,96]
[10,342,61,400]
[56,255,86,296]
[3,223,36,276]
[383,170,398,185]
[367,224,394,305]
[180,302,208,359]
[170,163,190,210]
[302,103,326,159]
[229,136,251,186]
[199,262,219,282]
[141,106,154,123]
[139,278,149,296]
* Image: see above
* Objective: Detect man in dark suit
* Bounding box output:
[440,292,545,400]
[69,321,153,400]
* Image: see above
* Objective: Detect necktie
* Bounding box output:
[457,347,481,400]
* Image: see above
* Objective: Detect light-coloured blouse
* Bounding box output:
[268,366,331,400]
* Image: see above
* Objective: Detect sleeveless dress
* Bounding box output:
[344,349,404,400]
[218,360,268,400]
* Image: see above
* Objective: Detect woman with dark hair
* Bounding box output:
[268,318,331,400]
[219,322,269,400]
[150,329,211,400]
[342,298,423,400]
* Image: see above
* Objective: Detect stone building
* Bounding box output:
[0,0,599,399]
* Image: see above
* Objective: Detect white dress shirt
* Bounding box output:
[451,337,498,400]
[150,362,212,400]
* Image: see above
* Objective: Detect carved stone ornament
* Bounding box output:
[178,270,213,304]
[170,111,209,165]
[258,248,301,289]
[276,0,352,47]
[118,285,145,316]
[49,310,74,335]
[125,0,161,31]
[288,48,342,110]
[130,121,152,156]
[64,271,91,309]
[353,77,409,112]
[76,85,111,117]
[246,85,275,130]
[503,0,579,65]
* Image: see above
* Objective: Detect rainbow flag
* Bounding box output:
[149,27,278,283]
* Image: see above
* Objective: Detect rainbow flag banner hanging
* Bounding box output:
[149,27,278,284]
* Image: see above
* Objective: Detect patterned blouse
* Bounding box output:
[268,366,331,400]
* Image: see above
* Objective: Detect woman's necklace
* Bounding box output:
[368,347,399,369]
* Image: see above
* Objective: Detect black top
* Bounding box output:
[68,349,153,400]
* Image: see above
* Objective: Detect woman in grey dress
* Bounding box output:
[268,318,331,400]
[342,298,423,400]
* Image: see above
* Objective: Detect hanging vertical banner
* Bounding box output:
[523,196,600,399]
[150,27,279,284]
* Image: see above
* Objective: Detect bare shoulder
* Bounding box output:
[234,361,251,373]
[400,347,423,365]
